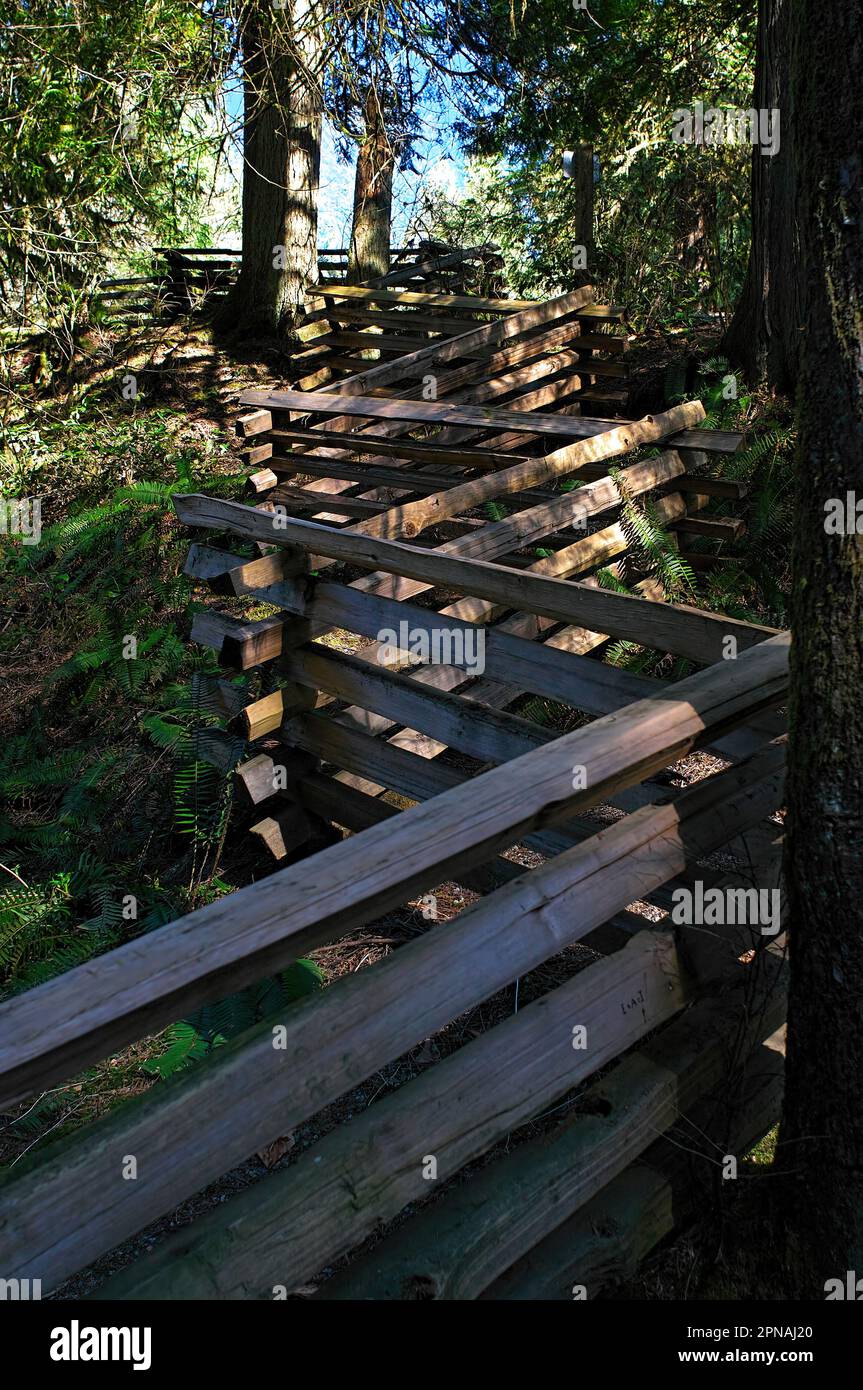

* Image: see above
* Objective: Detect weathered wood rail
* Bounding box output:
[91,241,505,333]
[92,242,637,406]
[0,282,785,1301]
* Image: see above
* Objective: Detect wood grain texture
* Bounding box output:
[0,737,784,1294]
[174,491,777,664]
[0,634,788,1117]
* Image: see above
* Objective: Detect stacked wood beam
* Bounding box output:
[0,643,789,1297]
[0,280,784,1303]
[91,241,506,338]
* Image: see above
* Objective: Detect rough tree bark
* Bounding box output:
[677,177,716,306]
[346,84,396,284]
[568,143,594,289]
[722,0,802,391]
[217,0,323,336]
[778,0,863,1289]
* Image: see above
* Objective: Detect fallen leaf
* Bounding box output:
[256,1134,295,1168]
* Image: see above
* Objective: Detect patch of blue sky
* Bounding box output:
[218,59,471,250]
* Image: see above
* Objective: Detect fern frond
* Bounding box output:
[609,470,698,600]
[143,958,325,1078]
[595,567,636,595]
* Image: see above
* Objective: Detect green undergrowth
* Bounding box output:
[588,359,793,685]
[0,400,326,1137]
[668,356,795,623]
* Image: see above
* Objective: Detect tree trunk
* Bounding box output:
[217,0,323,336]
[676,178,716,309]
[722,0,802,391]
[568,143,594,288]
[778,0,863,1290]
[347,85,395,284]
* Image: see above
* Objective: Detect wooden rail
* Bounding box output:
[0,281,785,1301]
[91,241,507,340]
[0,632,787,1295]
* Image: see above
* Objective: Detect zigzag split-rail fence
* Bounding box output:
[92,240,506,337]
[0,282,788,1300]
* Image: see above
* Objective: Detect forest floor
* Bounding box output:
[0,315,791,1300]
